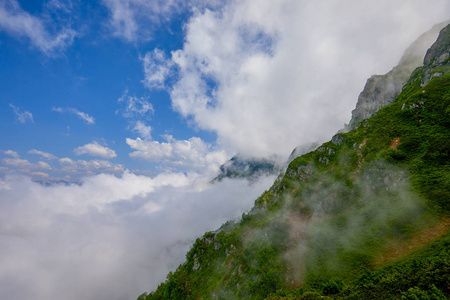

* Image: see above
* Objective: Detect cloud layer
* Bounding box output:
[74,142,117,159]
[0,149,124,181]
[0,172,275,300]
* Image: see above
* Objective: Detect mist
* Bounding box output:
[281,162,428,284]
[0,173,276,300]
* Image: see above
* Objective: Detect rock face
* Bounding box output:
[349,73,403,128]
[287,142,320,164]
[424,24,450,65]
[348,21,449,129]
[407,23,450,88]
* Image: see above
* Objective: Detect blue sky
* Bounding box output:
[1,1,449,300]
[1,0,449,182]
[0,0,217,179]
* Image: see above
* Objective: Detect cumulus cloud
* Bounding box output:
[141,48,173,89]
[4,150,19,159]
[31,171,50,178]
[73,142,117,159]
[0,0,75,55]
[9,104,33,123]
[2,157,51,171]
[58,157,124,175]
[126,135,228,174]
[1,150,125,180]
[0,172,275,300]
[132,121,152,139]
[2,150,51,172]
[2,157,33,168]
[52,107,95,124]
[143,0,450,159]
[28,149,58,160]
[118,92,155,143]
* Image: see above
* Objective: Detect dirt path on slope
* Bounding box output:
[373,217,450,267]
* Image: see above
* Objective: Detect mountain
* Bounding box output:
[347,21,449,129]
[213,155,282,183]
[139,24,450,300]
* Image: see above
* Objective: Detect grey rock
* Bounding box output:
[424,24,450,65]
[287,142,320,163]
[331,133,346,146]
[438,53,449,63]
[347,21,449,129]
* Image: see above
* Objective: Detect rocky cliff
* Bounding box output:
[347,21,449,129]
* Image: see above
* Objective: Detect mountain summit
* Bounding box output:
[348,21,449,129]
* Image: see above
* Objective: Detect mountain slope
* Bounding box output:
[139,24,450,300]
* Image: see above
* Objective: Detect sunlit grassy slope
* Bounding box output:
[139,30,450,300]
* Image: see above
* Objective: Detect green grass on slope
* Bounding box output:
[339,231,450,299]
[265,231,450,299]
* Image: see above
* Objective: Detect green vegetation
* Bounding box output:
[139,33,450,300]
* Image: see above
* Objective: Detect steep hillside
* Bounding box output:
[139,25,450,300]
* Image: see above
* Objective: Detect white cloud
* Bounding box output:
[28,149,58,160]
[52,107,95,124]
[2,157,33,168]
[73,142,117,159]
[132,121,152,139]
[102,0,185,41]
[45,0,73,13]
[9,104,33,123]
[0,171,275,300]
[144,0,450,159]
[0,0,75,55]
[126,135,228,174]
[2,150,51,171]
[1,150,124,180]
[59,157,123,175]
[31,171,49,178]
[36,161,52,170]
[2,157,51,170]
[4,150,19,159]
[118,92,154,120]
[141,48,173,89]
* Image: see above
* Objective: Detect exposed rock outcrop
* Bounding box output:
[424,24,450,65]
[347,21,449,129]
[408,23,450,87]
